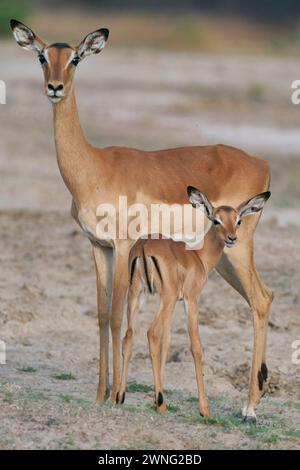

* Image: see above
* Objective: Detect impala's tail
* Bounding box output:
[129,246,163,294]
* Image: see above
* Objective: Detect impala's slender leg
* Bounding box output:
[93,244,114,402]
[185,298,210,417]
[148,295,177,413]
[262,288,273,366]
[159,297,177,391]
[216,225,273,421]
[110,241,132,402]
[118,268,142,405]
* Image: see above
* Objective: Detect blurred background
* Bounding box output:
[1,0,300,213]
[0,1,300,450]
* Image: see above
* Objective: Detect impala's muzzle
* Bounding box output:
[224,235,237,248]
[47,82,65,102]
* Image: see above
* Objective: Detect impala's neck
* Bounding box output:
[201,226,225,272]
[53,87,97,202]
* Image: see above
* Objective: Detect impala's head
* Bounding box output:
[187,186,271,248]
[10,19,109,104]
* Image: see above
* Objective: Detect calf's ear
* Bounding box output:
[187,186,214,219]
[237,191,271,218]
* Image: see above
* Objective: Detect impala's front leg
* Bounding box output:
[110,241,132,402]
[93,244,114,402]
[186,298,210,418]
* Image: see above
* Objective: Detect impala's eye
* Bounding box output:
[38,54,46,65]
[71,57,80,67]
[213,219,220,226]
[237,219,242,226]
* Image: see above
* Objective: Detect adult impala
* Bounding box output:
[10,20,273,420]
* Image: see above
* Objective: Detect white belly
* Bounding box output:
[77,208,114,248]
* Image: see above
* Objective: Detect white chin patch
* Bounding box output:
[224,241,235,248]
[48,96,63,103]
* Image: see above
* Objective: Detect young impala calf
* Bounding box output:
[117,186,271,419]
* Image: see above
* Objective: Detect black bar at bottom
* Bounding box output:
[0,449,294,466]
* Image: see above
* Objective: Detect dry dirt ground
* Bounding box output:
[0,42,299,449]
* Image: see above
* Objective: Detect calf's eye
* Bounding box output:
[71,57,80,66]
[213,219,220,226]
[38,54,46,65]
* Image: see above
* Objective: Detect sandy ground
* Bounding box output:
[0,43,299,449]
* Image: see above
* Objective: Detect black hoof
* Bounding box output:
[243,415,257,424]
[259,363,269,396]
[261,363,268,381]
[258,370,264,391]
[157,391,164,407]
[116,391,125,404]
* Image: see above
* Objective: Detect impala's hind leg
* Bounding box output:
[148,294,177,413]
[216,236,273,422]
[159,298,177,395]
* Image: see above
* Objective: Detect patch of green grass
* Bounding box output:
[52,372,77,381]
[23,388,47,401]
[55,435,76,450]
[63,436,75,448]
[163,388,175,396]
[262,433,279,444]
[186,396,199,404]
[125,382,175,398]
[180,392,300,447]
[97,400,139,414]
[283,429,300,440]
[283,401,300,411]
[200,413,242,432]
[201,414,280,444]
[244,424,279,444]
[121,404,140,413]
[57,393,91,407]
[167,403,180,413]
[2,390,14,403]
[0,384,47,402]
[17,366,37,373]
[126,381,153,393]
[57,393,72,403]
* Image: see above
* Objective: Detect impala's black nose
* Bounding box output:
[48,83,64,92]
[228,235,237,243]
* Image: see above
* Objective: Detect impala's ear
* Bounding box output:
[10,19,46,52]
[187,186,214,219]
[76,28,109,59]
[237,191,271,218]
